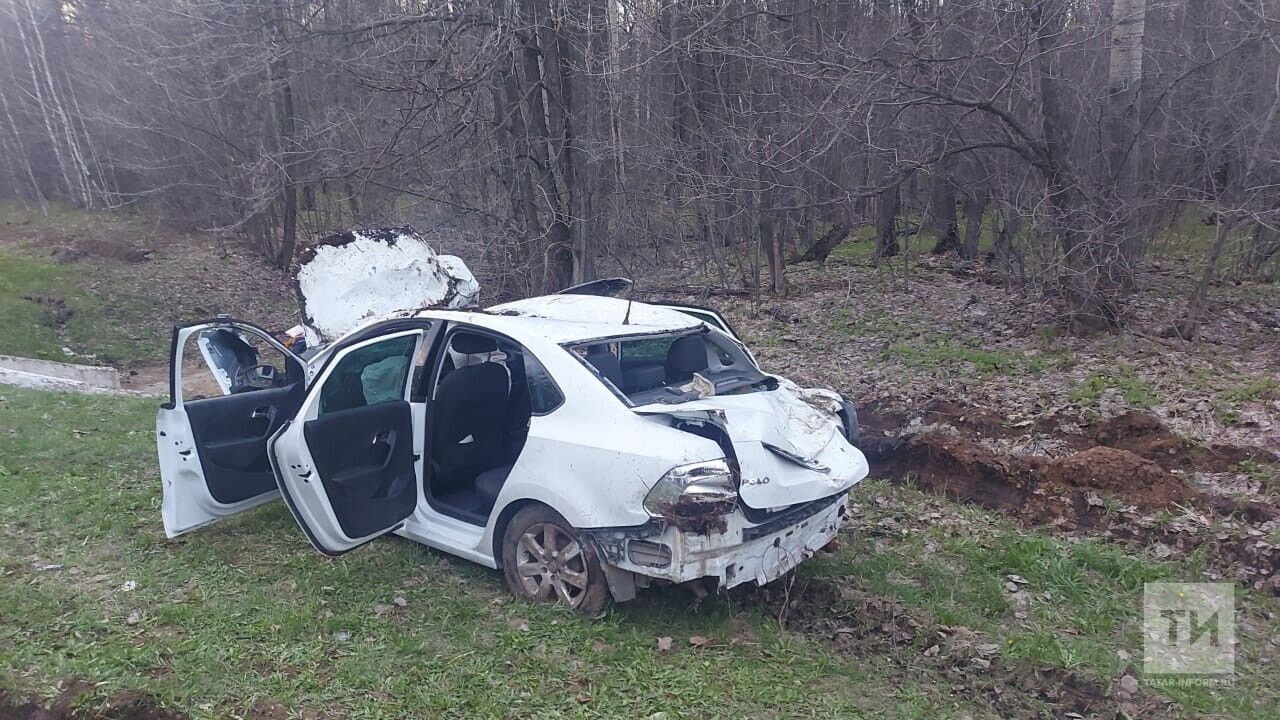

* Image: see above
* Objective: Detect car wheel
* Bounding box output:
[501,505,610,616]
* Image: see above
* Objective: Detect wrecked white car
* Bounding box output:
[157,230,868,613]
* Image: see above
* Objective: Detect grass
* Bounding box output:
[820,303,1077,378]
[0,388,988,719]
[2,388,1277,719]
[0,202,297,368]
[0,248,175,367]
[3,201,1279,718]
[880,334,1075,377]
[1220,377,1280,405]
[821,484,1280,718]
[1068,365,1159,410]
[1233,460,1277,493]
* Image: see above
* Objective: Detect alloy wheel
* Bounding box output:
[514,522,590,608]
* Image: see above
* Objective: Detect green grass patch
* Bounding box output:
[0,203,297,367]
[1220,377,1280,405]
[1068,364,1158,410]
[881,335,1073,376]
[1233,459,1277,493]
[0,245,179,367]
[3,389,1277,718]
[823,482,1280,718]
[0,387,988,719]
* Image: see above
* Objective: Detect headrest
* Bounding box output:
[666,335,708,375]
[451,333,497,354]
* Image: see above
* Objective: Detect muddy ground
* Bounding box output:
[0,681,179,720]
[741,576,1168,719]
[856,401,1280,592]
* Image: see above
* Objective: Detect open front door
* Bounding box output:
[270,328,430,555]
[158,320,306,537]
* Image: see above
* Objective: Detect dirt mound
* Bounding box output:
[0,682,182,720]
[865,432,1032,512]
[1040,446,1192,507]
[865,433,1189,521]
[1089,411,1191,470]
[50,235,152,264]
[920,399,1008,436]
[861,401,1280,591]
[865,403,1274,517]
[1089,411,1276,473]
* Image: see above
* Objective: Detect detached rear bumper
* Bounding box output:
[587,494,845,598]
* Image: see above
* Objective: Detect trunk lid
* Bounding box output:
[633,384,868,509]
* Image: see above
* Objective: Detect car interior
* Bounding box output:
[426,330,536,524]
[578,331,767,404]
[198,328,293,395]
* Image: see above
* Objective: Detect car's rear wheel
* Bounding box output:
[501,505,610,615]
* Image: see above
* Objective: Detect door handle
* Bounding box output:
[251,407,273,420]
[372,429,397,470]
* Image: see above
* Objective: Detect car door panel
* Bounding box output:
[302,401,416,539]
[271,327,433,555]
[157,319,305,538]
[186,383,302,503]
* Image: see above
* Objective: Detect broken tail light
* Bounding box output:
[643,458,738,526]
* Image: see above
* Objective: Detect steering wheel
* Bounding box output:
[236,363,282,390]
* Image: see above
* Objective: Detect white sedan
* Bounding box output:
[157,236,868,614]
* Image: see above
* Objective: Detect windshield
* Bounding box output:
[568,329,773,405]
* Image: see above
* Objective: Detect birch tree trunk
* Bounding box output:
[12,0,72,200]
[1104,0,1146,188]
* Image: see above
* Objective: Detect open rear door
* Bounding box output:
[158,320,306,537]
[270,328,430,555]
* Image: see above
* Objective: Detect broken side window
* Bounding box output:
[319,333,418,415]
[184,328,295,399]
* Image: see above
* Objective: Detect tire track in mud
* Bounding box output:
[857,402,1280,593]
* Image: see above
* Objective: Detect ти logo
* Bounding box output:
[1143,583,1235,682]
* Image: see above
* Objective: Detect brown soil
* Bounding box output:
[919,399,1013,437]
[865,430,1195,515]
[1089,411,1277,473]
[863,404,1275,519]
[49,235,153,264]
[1039,446,1193,507]
[0,682,181,720]
[119,358,223,397]
[861,402,1280,590]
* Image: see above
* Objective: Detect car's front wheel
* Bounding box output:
[501,505,610,615]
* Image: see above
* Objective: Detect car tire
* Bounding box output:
[501,504,610,616]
